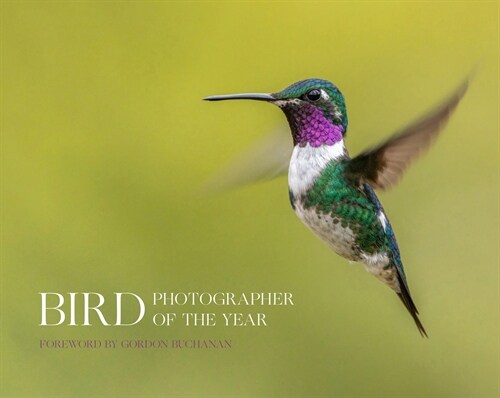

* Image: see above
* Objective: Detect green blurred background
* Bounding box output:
[1,1,498,397]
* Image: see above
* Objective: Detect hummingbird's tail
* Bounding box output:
[396,272,428,338]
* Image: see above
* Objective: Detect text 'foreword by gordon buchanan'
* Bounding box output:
[39,292,294,327]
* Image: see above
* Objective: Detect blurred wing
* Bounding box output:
[345,77,469,190]
[201,127,292,193]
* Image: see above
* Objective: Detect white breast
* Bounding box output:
[288,141,346,196]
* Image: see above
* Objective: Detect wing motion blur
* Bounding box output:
[201,127,292,193]
[345,78,469,190]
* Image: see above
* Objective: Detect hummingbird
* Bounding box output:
[204,77,468,337]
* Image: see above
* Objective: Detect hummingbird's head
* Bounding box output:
[272,79,348,147]
[204,78,348,148]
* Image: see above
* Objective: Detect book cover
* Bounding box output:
[1,2,498,397]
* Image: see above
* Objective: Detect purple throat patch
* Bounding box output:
[292,104,344,147]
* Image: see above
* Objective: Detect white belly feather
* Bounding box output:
[293,201,359,261]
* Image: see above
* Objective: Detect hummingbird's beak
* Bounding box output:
[203,93,275,102]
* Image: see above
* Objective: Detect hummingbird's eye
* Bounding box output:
[306,89,322,102]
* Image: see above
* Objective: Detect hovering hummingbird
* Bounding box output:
[204,77,468,337]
